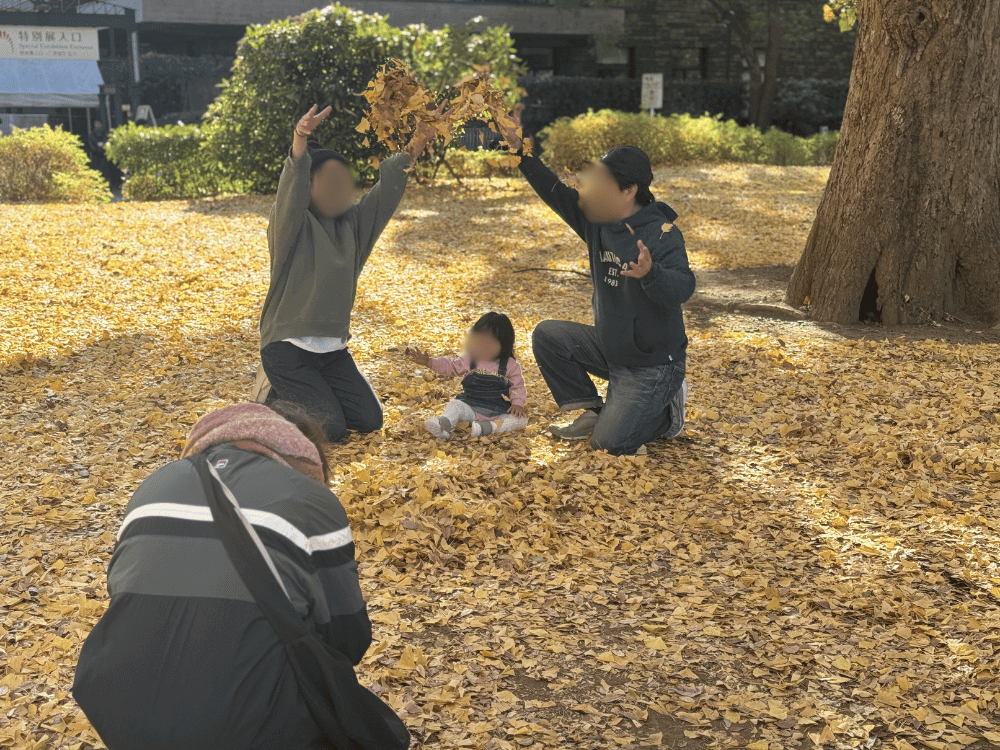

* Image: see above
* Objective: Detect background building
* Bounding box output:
[2,0,856,138]
[1,1,139,139]
[135,0,625,76]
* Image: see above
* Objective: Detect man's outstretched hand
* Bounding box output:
[621,239,653,279]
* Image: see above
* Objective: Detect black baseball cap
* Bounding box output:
[598,145,655,204]
[306,139,350,174]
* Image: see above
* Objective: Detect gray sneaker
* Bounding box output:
[550,409,599,440]
[665,379,689,438]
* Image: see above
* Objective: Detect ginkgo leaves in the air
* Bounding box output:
[357,59,529,167]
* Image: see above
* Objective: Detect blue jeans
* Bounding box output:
[532,320,685,455]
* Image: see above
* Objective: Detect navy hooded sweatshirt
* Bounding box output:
[519,155,696,367]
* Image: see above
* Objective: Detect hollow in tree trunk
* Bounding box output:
[786,0,1000,326]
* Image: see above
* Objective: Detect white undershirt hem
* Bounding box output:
[284,337,347,354]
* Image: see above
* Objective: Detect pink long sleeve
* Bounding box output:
[506,360,527,407]
[429,354,471,378]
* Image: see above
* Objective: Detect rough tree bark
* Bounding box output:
[786,0,1000,326]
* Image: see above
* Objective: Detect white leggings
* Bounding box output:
[440,398,528,435]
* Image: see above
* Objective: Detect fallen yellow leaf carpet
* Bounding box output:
[1,164,998,750]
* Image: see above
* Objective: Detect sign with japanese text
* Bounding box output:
[0,26,99,60]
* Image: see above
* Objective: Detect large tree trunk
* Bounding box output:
[786,0,1000,326]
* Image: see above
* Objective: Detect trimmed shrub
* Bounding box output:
[759,128,812,166]
[105,122,242,200]
[204,5,524,193]
[538,110,839,170]
[204,6,405,193]
[0,125,111,203]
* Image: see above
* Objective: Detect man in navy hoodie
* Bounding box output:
[504,111,695,455]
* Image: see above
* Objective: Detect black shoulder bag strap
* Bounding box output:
[187,453,409,750]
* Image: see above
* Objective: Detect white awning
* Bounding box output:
[0,58,103,108]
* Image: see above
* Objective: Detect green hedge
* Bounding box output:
[105,122,242,199]
[538,110,840,171]
[0,125,111,203]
